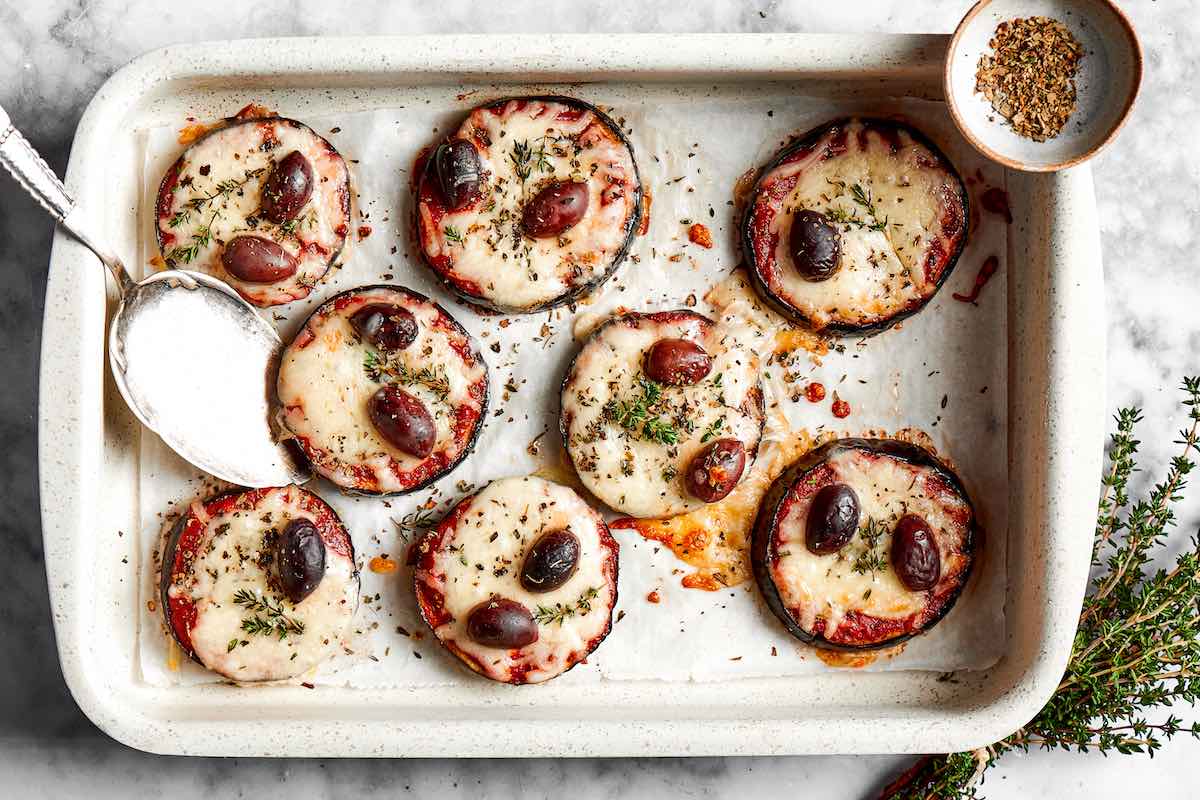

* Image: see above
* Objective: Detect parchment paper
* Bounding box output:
[136,89,1007,687]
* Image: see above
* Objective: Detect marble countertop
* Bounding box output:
[2,0,1197,797]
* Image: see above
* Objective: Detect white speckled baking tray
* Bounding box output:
[38,34,1104,757]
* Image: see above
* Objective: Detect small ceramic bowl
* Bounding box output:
[945,0,1142,172]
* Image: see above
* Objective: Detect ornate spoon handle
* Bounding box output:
[0,103,134,291]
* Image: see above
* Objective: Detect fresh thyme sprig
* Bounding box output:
[700,416,726,444]
[850,516,888,576]
[603,377,679,445]
[164,166,269,265]
[364,350,384,382]
[849,183,889,232]
[167,167,265,229]
[822,179,889,233]
[278,209,317,240]
[232,588,305,641]
[533,586,600,626]
[880,377,1200,799]
[643,416,679,446]
[363,351,451,401]
[509,138,553,183]
[394,507,439,541]
[395,364,451,401]
[164,212,217,265]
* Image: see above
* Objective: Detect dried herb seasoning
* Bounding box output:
[975,16,1084,142]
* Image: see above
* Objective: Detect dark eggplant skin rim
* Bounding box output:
[158,486,360,670]
[413,94,645,315]
[154,115,353,304]
[738,117,971,337]
[557,309,767,515]
[411,481,620,685]
[278,283,491,498]
[750,437,978,652]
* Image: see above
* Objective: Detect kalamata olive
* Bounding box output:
[273,518,326,604]
[643,338,712,386]
[788,209,842,281]
[684,438,747,503]
[221,235,299,283]
[350,303,418,352]
[520,529,581,593]
[368,386,436,459]
[466,597,539,649]
[805,483,860,555]
[890,514,941,591]
[434,139,482,210]
[522,181,589,238]
[260,150,314,224]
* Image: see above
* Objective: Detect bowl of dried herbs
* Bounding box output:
[945,0,1142,172]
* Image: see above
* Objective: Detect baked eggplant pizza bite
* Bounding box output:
[752,438,976,651]
[413,476,619,684]
[741,118,968,334]
[277,286,488,495]
[160,485,359,682]
[415,95,643,313]
[156,112,352,307]
[561,310,765,519]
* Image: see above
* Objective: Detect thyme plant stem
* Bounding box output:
[878,377,1200,800]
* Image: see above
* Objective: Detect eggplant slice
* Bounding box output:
[741,118,968,334]
[561,310,765,519]
[155,112,352,307]
[414,95,643,313]
[752,438,976,651]
[412,476,619,684]
[277,285,489,496]
[160,485,359,682]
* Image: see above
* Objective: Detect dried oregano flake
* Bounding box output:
[975,16,1084,142]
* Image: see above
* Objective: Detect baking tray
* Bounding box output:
[37,34,1105,757]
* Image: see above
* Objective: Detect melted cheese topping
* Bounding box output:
[420,98,639,311]
[755,119,964,329]
[418,476,617,684]
[563,312,764,518]
[277,287,487,494]
[158,117,350,307]
[167,487,358,682]
[771,447,971,637]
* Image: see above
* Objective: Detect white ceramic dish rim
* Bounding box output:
[38,33,1105,758]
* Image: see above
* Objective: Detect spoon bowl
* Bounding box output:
[108,268,308,487]
[0,103,309,487]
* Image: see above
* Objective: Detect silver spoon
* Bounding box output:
[0,103,309,487]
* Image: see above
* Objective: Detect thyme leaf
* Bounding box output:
[509,138,553,183]
[700,416,726,444]
[849,516,888,576]
[363,350,384,382]
[395,363,451,401]
[233,588,305,640]
[394,507,438,541]
[362,352,451,401]
[533,586,600,626]
[821,179,888,233]
[164,212,217,265]
[603,377,679,445]
[164,165,271,265]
